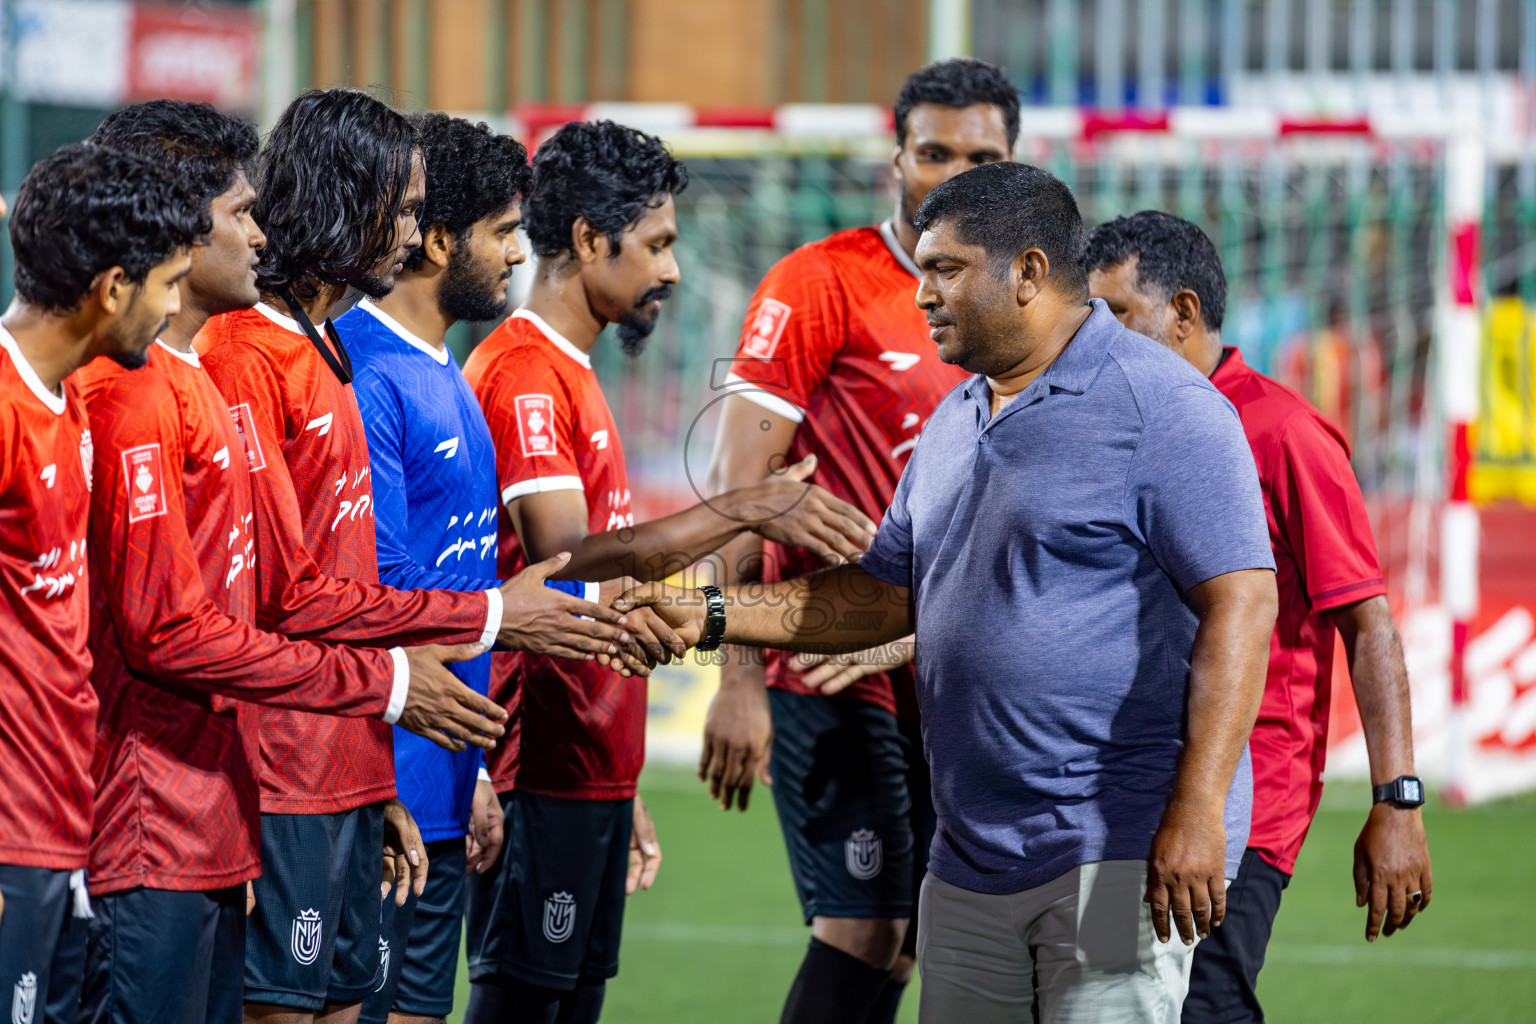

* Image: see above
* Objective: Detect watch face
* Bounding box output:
[1402,778,1423,803]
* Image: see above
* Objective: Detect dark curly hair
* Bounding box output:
[1085,211,1227,332]
[403,113,531,272]
[914,162,1087,297]
[895,58,1021,150]
[524,120,688,260]
[91,100,258,213]
[10,142,208,313]
[253,89,417,299]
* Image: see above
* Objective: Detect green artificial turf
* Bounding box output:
[450,769,1536,1023]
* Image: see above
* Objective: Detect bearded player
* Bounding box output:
[70,100,533,1023]
[192,90,642,1024]
[0,142,200,1015]
[460,120,876,1024]
[700,58,1019,1024]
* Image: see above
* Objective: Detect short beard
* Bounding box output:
[108,344,149,370]
[351,268,397,300]
[438,245,510,324]
[899,178,921,233]
[615,284,671,358]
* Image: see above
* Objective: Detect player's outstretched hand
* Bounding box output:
[400,643,507,753]
[465,778,506,876]
[793,635,915,696]
[497,553,637,661]
[1354,801,1432,941]
[1144,799,1228,945]
[611,581,707,648]
[627,795,662,894]
[382,797,429,907]
[592,576,688,677]
[728,455,877,564]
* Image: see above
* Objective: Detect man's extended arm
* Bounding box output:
[616,562,912,654]
[1329,595,1432,941]
[1144,567,1276,945]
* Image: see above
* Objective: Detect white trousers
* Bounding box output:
[916,861,1198,1024]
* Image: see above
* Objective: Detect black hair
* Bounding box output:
[253,88,417,299]
[1084,211,1227,332]
[10,142,207,313]
[895,58,1021,150]
[524,120,688,260]
[913,161,1087,297]
[91,100,258,213]
[403,112,531,272]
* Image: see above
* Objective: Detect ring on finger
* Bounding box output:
[1409,890,1423,904]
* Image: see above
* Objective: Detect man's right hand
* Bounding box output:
[382,797,428,907]
[399,643,508,753]
[700,662,773,811]
[497,552,636,659]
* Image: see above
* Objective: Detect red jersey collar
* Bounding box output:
[1209,345,1250,389]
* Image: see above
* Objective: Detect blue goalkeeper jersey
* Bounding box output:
[344,299,501,842]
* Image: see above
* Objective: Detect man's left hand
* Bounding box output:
[793,636,914,695]
[628,795,662,894]
[465,778,506,876]
[1354,802,1432,941]
[1144,800,1227,945]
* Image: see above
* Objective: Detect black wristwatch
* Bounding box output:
[1372,775,1425,808]
[696,585,726,652]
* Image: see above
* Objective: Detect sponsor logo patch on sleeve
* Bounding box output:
[123,443,167,523]
[743,298,792,359]
[514,394,557,458]
[228,404,267,471]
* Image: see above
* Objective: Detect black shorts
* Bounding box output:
[767,688,933,925]
[244,802,387,1010]
[81,884,246,1024]
[464,791,632,991]
[0,864,84,1024]
[1183,848,1292,1024]
[358,838,466,1023]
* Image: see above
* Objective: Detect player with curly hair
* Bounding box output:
[0,140,201,1018]
[459,119,877,1024]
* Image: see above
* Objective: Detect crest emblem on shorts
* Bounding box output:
[542,892,577,943]
[290,908,323,965]
[11,972,36,1024]
[375,938,390,992]
[845,829,883,880]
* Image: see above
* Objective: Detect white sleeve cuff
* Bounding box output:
[501,476,584,503]
[383,647,409,724]
[481,587,503,649]
[477,766,492,783]
[584,581,600,602]
[721,373,806,424]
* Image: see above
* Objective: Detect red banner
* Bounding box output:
[126,3,259,110]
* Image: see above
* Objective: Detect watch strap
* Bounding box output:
[1372,775,1425,807]
[696,585,726,652]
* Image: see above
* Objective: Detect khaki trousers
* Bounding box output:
[916,861,1198,1024]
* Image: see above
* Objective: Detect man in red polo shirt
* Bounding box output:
[1086,210,1432,1024]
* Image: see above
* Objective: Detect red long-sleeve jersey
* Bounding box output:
[0,326,96,870]
[196,304,495,814]
[79,342,404,894]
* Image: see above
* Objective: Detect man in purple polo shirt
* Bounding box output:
[618,162,1278,1022]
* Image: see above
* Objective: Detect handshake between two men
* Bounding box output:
[385,454,883,755]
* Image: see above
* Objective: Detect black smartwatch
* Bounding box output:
[696,585,726,652]
[1372,775,1425,808]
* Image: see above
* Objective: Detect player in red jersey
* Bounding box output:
[700,59,1018,1024]
[460,120,876,1024]
[0,142,202,1020]
[68,100,531,1024]
[1085,211,1432,1024]
[187,91,644,1024]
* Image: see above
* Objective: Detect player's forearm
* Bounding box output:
[546,501,747,583]
[265,570,487,649]
[377,549,500,599]
[1333,596,1417,784]
[714,563,912,653]
[1172,571,1276,813]
[124,602,395,716]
